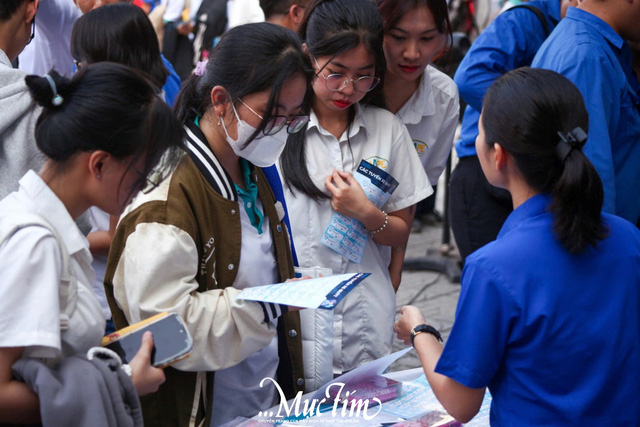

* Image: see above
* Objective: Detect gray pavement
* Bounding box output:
[389,221,462,372]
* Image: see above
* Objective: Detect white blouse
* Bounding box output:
[280,104,431,375]
[396,65,460,185]
[0,171,105,361]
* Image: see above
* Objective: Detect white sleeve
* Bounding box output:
[226,0,265,28]
[0,227,61,359]
[424,91,460,186]
[384,119,433,213]
[112,222,277,372]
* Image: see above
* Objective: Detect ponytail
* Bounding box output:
[550,129,607,253]
[482,67,608,253]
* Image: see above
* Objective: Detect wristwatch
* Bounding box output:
[410,324,443,346]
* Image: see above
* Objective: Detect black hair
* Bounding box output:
[0,0,27,21]
[281,0,386,201]
[25,63,183,203]
[174,22,313,144]
[377,0,452,61]
[482,67,608,253]
[260,0,294,18]
[70,3,169,90]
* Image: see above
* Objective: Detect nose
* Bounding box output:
[339,78,356,96]
[403,40,420,61]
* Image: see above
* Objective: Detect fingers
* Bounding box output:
[137,331,154,363]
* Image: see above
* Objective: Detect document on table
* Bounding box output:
[235,273,370,309]
[322,160,399,264]
[312,347,413,401]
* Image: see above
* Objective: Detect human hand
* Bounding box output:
[129,332,166,396]
[394,306,427,345]
[324,170,372,221]
[177,21,194,35]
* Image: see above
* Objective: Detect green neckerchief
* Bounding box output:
[234,158,264,234]
[194,116,264,233]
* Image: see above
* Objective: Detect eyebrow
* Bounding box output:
[329,60,375,71]
[390,26,439,35]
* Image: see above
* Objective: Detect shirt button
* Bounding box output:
[228,264,234,270]
[247,202,252,208]
[276,225,282,233]
[296,378,304,386]
[288,329,297,338]
[231,209,236,215]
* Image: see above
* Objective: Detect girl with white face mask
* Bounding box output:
[103,23,313,427]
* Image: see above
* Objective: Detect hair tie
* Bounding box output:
[556,127,587,162]
[193,60,209,77]
[44,74,64,107]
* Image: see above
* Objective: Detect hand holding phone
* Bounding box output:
[129,331,166,396]
[102,312,193,368]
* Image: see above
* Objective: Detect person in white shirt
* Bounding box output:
[279,0,431,388]
[0,61,182,423]
[378,0,459,290]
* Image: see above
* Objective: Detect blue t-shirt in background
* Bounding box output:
[161,55,181,107]
[453,1,561,158]
[532,7,640,225]
[436,194,640,425]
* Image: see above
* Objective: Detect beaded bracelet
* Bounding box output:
[369,210,388,235]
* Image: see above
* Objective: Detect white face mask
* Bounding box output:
[220,102,288,167]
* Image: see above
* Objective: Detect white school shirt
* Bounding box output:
[211,195,279,425]
[281,104,432,374]
[0,171,105,360]
[397,65,460,186]
[19,0,81,78]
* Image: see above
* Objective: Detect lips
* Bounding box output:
[332,99,352,109]
[399,65,420,73]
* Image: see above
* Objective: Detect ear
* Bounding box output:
[25,0,38,23]
[210,85,230,118]
[301,42,309,55]
[88,150,110,180]
[290,4,305,24]
[493,143,508,171]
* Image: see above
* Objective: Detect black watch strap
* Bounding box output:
[411,324,443,346]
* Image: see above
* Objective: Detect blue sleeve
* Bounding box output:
[453,8,550,112]
[161,55,182,107]
[435,255,515,388]
[533,45,618,214]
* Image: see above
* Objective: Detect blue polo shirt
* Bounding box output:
[435,194,640,425]
[454,1,561,159]
[532,8,640,225]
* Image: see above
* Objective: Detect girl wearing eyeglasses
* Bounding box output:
[278,0,431,388]
[103,23,313,427]
[378,0,459,291]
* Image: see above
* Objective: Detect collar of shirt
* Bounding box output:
[396,66,436,126]
[234,158,264,234]
[18,170,90,256]
[566,7,624,50]
[498,193,551,239]
[0,49,11,68]
[547,0,561,25]
[307,103,370,141]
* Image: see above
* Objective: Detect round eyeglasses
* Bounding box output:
[238,99,310,135]
[313,58,380,93]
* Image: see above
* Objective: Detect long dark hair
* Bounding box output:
[25,63,183,202]
[377,0,452,61]
[482,67,608,253]
[174,22,313,144]
[70,3,169,90]
[281,0,386,201]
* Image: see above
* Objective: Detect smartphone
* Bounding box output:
[101,312,193,368]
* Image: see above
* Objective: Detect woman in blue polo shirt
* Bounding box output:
[394,67,640,424]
